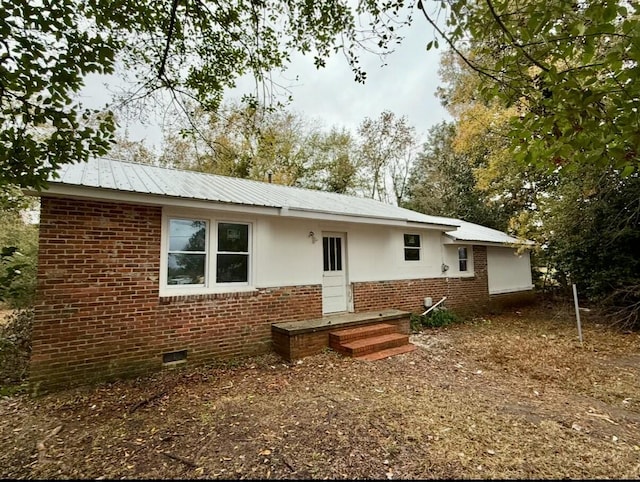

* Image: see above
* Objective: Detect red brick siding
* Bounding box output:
[352,246,489,315]
[31,197,322,393]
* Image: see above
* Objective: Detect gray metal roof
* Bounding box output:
[48,157,459,228]
[45,157,532,246]
[443,219,534,246]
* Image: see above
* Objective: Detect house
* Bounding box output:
[26,157,534,392]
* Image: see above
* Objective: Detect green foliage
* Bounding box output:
[404,121,510,230]
[0,308,34,386]
[411,308,461,331]
[0,208,38,308]
[1,0,117,191]
[2,0,412,191]
[424,0,640,174]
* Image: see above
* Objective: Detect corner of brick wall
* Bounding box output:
[31,197,323,393]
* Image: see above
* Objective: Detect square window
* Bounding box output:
[404,234,421,261]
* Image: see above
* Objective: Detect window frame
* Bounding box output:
[167,218,208,287]
[458,246,468,272]
[160,212,254,296]
[403,233,421,261]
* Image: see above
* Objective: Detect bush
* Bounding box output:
[0,308,34,386]
[411,308,461,331]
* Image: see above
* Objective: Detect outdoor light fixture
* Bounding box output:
[441,263,449,272]
[308,231,318,243]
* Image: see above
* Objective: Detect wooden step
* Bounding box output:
[355,344,417,361]
[329,323,397,347]
[335,333,409,356]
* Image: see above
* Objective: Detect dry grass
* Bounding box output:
[1,302,639,479]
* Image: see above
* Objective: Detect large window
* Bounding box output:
[458,247,468,272]
[404,234,421,261]
[217,223,249,283]
[165,217,251,290]
[168,219,207,285]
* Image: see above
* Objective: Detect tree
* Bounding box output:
[159,103,311,185]
[302,128,361,194]
[357,111,418,204]
[404,121,507,229]
[419,0,640,174]
[2,0,412,191]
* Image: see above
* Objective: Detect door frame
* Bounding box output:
[321,231,350,314]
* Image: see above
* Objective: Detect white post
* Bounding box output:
[572,283,583,344]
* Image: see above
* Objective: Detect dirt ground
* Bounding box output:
[1,301,639,479]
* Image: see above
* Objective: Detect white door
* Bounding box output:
[322,233,347,314]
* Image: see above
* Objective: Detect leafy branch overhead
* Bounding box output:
[419,0,640,174]
[0,0,412,190]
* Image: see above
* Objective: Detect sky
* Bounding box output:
[80,12,452,152]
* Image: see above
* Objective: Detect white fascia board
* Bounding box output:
[284,207,459,230]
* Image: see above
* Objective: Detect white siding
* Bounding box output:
[443,244,475,277]
[487,246,534,294]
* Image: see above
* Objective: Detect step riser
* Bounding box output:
[336,336,410,356]
[356,344,417,361]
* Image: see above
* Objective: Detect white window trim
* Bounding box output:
[160,211,255,297]
[403,233,421,262]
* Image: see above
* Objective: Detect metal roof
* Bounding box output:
[48,157,461,228]
[443,219,534,246]
[44,157,532,245]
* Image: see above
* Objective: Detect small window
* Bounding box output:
[404,234,421,261]
[323,236,343,271]
[217,223,249,283]
[167,219,207,285]
[458,247,468,272]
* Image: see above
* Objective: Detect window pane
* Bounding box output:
[329,237,336,270]
[335,237,342,271]
[323,237,329,271]
[217,254,248,283]
[404,234,420,248]
[458,247,468,260]
[459,259,468,272]
[167,253,206,285]
[404,248,420,261]
[169,220,206,251]
[218,223,248,252]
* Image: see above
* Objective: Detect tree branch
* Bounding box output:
[158,0,180,79]
[484,0,549,72]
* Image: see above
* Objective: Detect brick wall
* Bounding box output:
[31,197,323,393]
[352,246,489,315]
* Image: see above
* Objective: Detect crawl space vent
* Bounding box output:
[163,349,187,365]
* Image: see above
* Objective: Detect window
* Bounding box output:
[404,234,421,261]
[167,219,207,285]
[323,236,342,271]
[165,217,251,290]
[217,223,249,283]
[458,247,468,272]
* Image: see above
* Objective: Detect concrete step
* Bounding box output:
[336,333,409,356]
[355,343,417,361]
[329,323,397,347]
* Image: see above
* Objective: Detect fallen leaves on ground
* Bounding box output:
[1,302,640,479]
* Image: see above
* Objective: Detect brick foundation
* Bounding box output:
[31,197,323,393]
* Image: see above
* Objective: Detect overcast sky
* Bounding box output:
[80,14,451,152]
